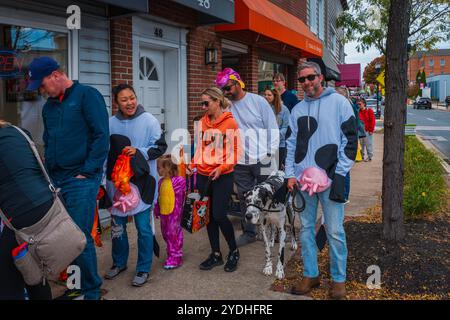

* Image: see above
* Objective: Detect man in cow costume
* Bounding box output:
[286,61,357,299]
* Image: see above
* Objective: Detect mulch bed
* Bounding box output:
[271,202,450,300]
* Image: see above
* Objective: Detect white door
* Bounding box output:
[136,47,165,131]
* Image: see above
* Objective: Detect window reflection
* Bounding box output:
[0,24,68,154]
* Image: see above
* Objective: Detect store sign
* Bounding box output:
[172,0,235,23]
[0,51,24,79]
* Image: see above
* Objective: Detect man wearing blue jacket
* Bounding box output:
[286,62,357,300]
[27,57,109,300]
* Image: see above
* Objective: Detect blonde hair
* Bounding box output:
[0,119,10,128]
[201,87,231,110]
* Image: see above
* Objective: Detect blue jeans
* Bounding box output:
[299,188,347,282]
[111,208,153,274]
[344,172,350,201]
[57,176,102,300]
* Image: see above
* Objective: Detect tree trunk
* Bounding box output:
[382,0,411,241]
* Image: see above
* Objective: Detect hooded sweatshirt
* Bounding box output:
[191,111,241,176]
[285,87,358,202]
[105,105,167,216]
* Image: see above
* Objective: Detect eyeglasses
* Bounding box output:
[200,101,210,107]
[298,74,318,83]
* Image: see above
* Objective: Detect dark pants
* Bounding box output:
[234,163,270,237]
[197,173,237,253]
[344,172,350,201]
[56,176,102,300]
[0,201,53,300]
[279,147,287,170]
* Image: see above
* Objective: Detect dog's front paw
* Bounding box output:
[275,263,285,279]
[263,264,273,276]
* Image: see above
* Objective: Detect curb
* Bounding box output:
[416,135,450,175]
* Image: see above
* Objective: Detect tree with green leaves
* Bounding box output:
[337,0,450,55]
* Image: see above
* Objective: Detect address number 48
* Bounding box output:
[198,0,211,9]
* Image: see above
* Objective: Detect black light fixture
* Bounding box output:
[205,43,218,67]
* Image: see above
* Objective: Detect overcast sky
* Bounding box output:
[344,40,450,81]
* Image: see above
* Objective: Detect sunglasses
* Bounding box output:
[221,84,235,92]
[200,101,210,107]
[298,74,319,83]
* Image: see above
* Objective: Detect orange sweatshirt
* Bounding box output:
[190,111,242,176]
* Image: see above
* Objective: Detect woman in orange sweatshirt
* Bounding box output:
[188,87,242,273]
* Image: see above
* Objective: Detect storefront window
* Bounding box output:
[0,24,68,154]
[258,60,286,94]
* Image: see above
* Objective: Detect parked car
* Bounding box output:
[365,98,381,118]
[445,96,450,109]
[413,97,432,109]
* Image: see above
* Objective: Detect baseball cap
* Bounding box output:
[26,56,60,91]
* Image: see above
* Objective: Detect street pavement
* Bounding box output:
[406,104,450,161]
[51,134,385,300]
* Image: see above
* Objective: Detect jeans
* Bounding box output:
[344,172,350,201]
[111,208,153,274]
[299,188,347,282]
[360,134,374,160]
[57,176,102,300]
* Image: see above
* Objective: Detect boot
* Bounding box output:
[329,281,346,300]
[290,276,320,295]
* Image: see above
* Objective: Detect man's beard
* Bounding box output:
[305,83,321,98]
[226,91,239,101]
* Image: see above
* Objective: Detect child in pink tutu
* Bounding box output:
[154,155,186,269]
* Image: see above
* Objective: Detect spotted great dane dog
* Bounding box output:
[244,170,300,279]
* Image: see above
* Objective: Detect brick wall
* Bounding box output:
[110,17,133,114]
[186,27,223,133]
[235,46,259,94]
[408,54,450,82]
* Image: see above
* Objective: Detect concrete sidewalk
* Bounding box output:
[51,133,384,300]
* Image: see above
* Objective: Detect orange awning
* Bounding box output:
[215,0,323,58]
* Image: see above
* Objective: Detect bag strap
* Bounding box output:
[200,176,212,200]
[0,208,18,232]
[11,126,57,193]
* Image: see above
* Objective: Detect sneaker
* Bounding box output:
[132,272,149,287]
[224,249,240,272]
[104,265,127,280]
[54,289,84,300]
[163,264,182,270]
[236,233,256,247]
[199,252,223,270]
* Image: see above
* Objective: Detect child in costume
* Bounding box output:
[154,155,186,269]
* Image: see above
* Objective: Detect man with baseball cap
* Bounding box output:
[27,56,109,300]
[215,68,280,247]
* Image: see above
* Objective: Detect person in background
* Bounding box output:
[264,88,290,169]
[216,68,279,247]
[335,86,361,203]
[272,73,299,112]
[358,98,375,162]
